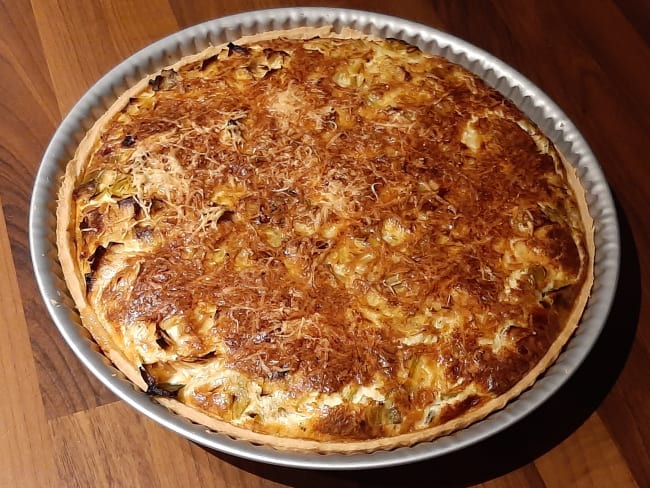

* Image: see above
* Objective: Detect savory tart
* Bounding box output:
[57,27,593,452]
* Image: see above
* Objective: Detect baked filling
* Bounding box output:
[57,30,593,451]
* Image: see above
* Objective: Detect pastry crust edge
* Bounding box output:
[55,25,596,454]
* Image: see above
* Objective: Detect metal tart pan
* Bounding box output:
[30,7,620,470]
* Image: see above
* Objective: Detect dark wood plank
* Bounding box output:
[48,402,196,488]
[600,341,650,488]
[31,0,179,115]
[169,0,445,32]
[0,200,59,486]
[31,0,121,116]
[100,0,179,55]
[615,0,650,43]
[0,0,59,292]
[535,414,638,487]
[480,464,547,488]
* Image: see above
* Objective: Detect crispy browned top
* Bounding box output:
[67,37,588,440]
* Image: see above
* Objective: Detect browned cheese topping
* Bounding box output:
[70,37,588,441]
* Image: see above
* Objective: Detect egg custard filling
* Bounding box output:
[57,28,593,452]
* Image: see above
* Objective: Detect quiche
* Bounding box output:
[56,27,593,453]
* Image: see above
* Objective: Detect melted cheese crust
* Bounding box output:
[59,34,591,446]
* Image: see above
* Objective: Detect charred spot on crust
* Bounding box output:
[227,42,251,56]
[134,225,153,241]
[84,243,114,294]
[121,134,136,147]
[149,74,164,91]
[73,179,98,200]
[117,196,136,210]
[84,273,95,293]
[88,244,109,273]
[155,326,173,350]
[217,210,235,224]
[150,198,167,214]
[139,366,183,398]
[438,395,482,424]
[148,69,178,91]
[271,369,289,380]
[194,350,216,362]
[200,54,219,71]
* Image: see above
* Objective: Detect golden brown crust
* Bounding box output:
[56,27,594,453]
[56,27,345,391]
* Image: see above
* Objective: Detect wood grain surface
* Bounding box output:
[0,1,648,486]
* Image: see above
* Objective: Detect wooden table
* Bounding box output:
[1,1,648,486]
